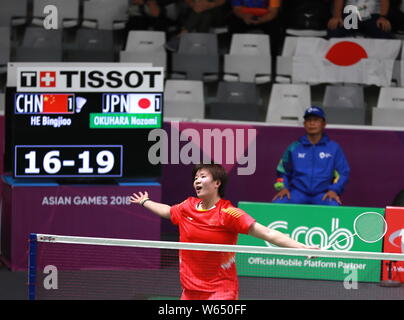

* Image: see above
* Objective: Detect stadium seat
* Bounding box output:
[0,0,28,27]
[207,82,261,121]
[64,28,115,62]
[14,27,63,62]
[322,107,366,125]
[164,80,205,120]
[125,30,165,52]
[265,83,310,124]
[177,33,218,55]
[32,0,80,29]
[323,85,365,109]
[275,36,298,83]
[0,27,10,73]
[228,33,271,56]
[82,0,129,30]
[171,33,219,81]
[321,85,366,125]
[375,87,404,109]
[372,87,404,127]
[223,33,271,84]
[372,108,404,127]
[120,31,167,70]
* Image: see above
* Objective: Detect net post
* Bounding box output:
[28,233,38,300]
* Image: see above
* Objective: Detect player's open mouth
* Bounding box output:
[195,186,202,191]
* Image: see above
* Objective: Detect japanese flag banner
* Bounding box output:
[292,37,401,86]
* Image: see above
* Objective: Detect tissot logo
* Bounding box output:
[17,67,164,92]
[20,71,57,88]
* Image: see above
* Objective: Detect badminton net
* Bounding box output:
[28,233,404,300]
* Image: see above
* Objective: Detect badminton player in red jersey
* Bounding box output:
[130,164,317,300]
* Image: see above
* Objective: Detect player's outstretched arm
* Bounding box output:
[130,191,171,220]
[248,222,316,249]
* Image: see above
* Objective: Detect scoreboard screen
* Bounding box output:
[4,63,164,181]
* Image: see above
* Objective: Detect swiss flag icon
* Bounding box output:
[39,71,56,87]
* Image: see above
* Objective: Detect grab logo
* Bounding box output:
[267,218,354,250]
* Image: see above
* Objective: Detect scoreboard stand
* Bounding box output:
[1,63,165,270]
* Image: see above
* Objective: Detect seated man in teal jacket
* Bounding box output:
[272,106,350,206]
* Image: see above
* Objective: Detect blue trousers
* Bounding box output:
[273,188,340,206]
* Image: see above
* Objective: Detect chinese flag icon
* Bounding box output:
[43,94,70,113]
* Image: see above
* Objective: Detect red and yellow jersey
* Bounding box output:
[170,197,256,292]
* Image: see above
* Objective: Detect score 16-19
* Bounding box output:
[15,145,123,178]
